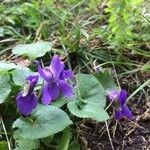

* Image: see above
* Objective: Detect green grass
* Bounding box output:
[0,0,149,76]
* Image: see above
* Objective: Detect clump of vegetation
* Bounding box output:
[0,0,150,149]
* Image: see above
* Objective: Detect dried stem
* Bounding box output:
[105,121,114,150]
[0,116,12,150]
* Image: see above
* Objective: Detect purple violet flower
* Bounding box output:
[94,66,103,72]
[107,89,133,120]
[36,55,73,105]
[16,74,39,116]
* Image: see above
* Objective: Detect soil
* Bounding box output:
[76,118,150,150]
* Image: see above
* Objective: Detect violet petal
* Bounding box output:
[42,83,52,105]
[107,89,119,100]
[122,105,133,119]
[118,90,127,105]
[16,92,38,116]
[62,69,73,79]
[35,61,52,82]
[25,74,39,93]
[115,110,123,120]
[50,55,64,79]
[58,80,73,97]
[42,82,60,105]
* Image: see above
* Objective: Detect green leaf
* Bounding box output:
[52,96,70,108]
[40,135,54,147]
[13,105,72,139]
[0,61,17,74]
[68,140,80,150]
[68,101,109,122]
[57,127,71,150]
[76,74,106,107]
[0,27,4,37]
[142,62,150,72]
[0,74,11,104]
[67,74,109,122]
[12,66,34,86]
[94,70,118,91]
[0,141,8,150]
[13,130,40,150]
[12,42,52,60]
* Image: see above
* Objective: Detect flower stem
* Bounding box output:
[57,127,71,150]
[0,117,12,150]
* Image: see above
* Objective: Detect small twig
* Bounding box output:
[121,140,125,150]
[105,121,115,150]
[34,22,44,42]
[112,64,121,89]
[0,38,17,44]
[125,115,148,137]
[0,117,12,150]
[105,99,115,111]
[146,145,150,150]
[112,121,118,138]
[99,119,112,137]
[6,54,14,61]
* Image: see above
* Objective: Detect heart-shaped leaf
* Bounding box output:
[76,74,106,107]
[68,101,109,122]
[13,130,40,150]
[94,70,118,91]
[0,61,17,74]
[12,66,34,86]
[67,74,109,122]
[0,74,11,104]
[12,42,52,60]
[13,105,72,139]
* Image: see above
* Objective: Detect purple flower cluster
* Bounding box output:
[16,55,73,116]
[107,89,133,120]
[36,55,73,105]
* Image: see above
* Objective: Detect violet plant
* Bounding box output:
[16,55,74,116]
[107,89,133,120]
[0,44,133,149]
